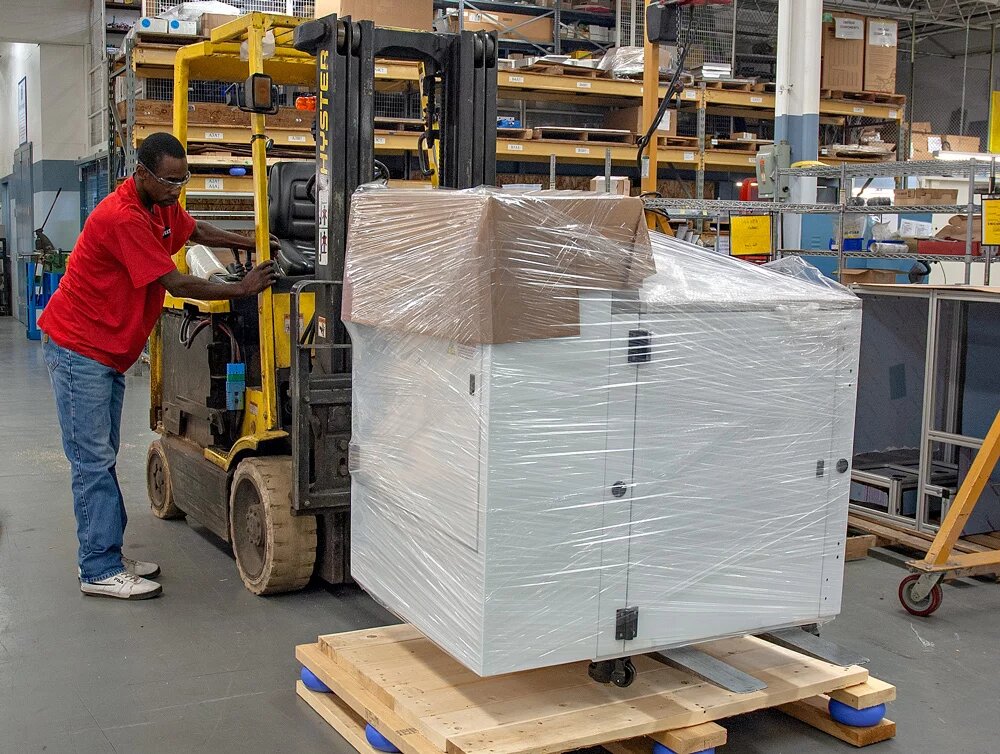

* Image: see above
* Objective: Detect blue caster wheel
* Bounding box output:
[299,666,330,693]
[828,699,886,727]
[365,724,400,753]
[229,167,247,176]
[653,744,714,754]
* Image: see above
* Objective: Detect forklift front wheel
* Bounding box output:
[146,440,185,520]
[229,456,317,595]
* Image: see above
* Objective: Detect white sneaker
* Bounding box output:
[80,571,162,600]
[123,556,160,579]
[78,557,161,580]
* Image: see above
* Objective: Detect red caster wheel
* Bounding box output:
[898,574,943,617]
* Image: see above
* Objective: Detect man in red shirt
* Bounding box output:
[39,132,278,600]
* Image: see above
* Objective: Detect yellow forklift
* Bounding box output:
[146,12,497,593]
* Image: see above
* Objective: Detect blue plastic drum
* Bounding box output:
[828,699,886,728]
[299,666,330,693]
[365,724,401,753]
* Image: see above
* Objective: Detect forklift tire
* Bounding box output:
[147,440,185,520]
[229,456,317,595]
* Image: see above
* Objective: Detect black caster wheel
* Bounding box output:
[588,660,614,684]
[611,658,636,688]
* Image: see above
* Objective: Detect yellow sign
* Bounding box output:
[983,198,1000,245]
[730,214,773,256]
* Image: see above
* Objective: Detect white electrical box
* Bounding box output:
[137,17,168,33]
[167,19,198,35]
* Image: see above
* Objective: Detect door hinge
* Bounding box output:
[616,606,639,641]
[627,329,651,363]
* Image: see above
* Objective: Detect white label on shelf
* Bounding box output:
[374,136,386,145]
[470,12,482,22]
[684,90,697,100]
[575,147,590,154]
[507,143,524,151]
[889,109,898,118]
[576,81,592,89]
[711,138,719,146]
[287,134,307,143]
[853,106,865,114]
[748,156,756,164]
[204,177,224,191]
[509,75,524,83]
[683,151,696,161]
[375,65,388,75]
[751,96,763,103]
[204,131,224,139]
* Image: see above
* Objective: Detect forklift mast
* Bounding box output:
[287,18,497,515]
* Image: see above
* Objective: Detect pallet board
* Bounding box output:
[849,511,997,557]
[531,126,635,145]
[296,624,895,754]
[845,534,877,561]
[821,89,907,107]
[518,63,610,79]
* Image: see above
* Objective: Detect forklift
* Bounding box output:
[146,12,496,593]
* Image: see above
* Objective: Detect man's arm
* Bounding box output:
[159,261,277,301]
[188,221,279,252]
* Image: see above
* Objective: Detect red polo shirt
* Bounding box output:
[39,177,195,374]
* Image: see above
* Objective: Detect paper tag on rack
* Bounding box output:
[684,90,697,100]
[288,134,307,143]
[835,17,864,39]
[204,177,223,191]
[575,147,590,154]
[576,81,592,89]
[853,106,865,114]
[751,96,763,104]
[375,136,386,145]
[204,131,224,140]
[889,109,898,118]
[683,151,695,161]
[375,65,388,75]
[509,75,524,83]
[507,143,523,151]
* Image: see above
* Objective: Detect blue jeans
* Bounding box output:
[43,338,128,583]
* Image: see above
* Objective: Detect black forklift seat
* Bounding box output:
[268,161,317,276]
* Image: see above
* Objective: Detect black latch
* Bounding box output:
[628,330,651,363]
[616,607,639,641]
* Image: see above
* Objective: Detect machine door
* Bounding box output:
[619,308,851,652]
[594,303,642,659]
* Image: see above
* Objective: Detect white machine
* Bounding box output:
[344,189,863,678]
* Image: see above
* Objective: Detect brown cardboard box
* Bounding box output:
[590,176,631,195]
[731,131,757,142]
[821,12,865,92]
[913,132,983,158]
[200,13,239,37]
[893,188,959,206]
[841,269,899,284]
[444,10,554,42]
[942,134,982,152]
[603,106,676,136]
[343,191,654,344]
[911,121,933,134]
[314,0,433,30]
[864,18,898,93]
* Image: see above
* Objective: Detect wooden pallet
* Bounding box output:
[752,82,777,93]
[518,62,610,79]
[497,127,534,140]
[657,135,700,148]
[374,117,427,133]
[700,79,757,91]
[709,138,771,153]
[821,89,907,106]
[846,534,877,561]
[532,126,635,145]
[848,511,1000,567]
[296,624,896,754]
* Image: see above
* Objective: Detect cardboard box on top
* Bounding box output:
[864,18,898,93]
[314,0,433,30]
[821,12,865,92]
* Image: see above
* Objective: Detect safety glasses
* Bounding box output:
[138,162,191,187]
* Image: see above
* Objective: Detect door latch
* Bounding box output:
[628,329,651,363]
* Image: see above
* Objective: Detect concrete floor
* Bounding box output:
[1,316,998,754]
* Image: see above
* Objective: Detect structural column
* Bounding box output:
[774,0,822,243]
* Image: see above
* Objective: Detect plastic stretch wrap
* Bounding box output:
[343,187,863,677]
[599,46,671,79]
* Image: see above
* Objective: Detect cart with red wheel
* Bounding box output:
[899,410,1000,616]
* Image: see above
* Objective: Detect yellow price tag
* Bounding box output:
[730,214,773,256]
[982,198,1000,245]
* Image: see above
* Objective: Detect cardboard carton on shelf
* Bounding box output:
[731,131,757,142]
[590,176,631,195]
[911,132,983,159]
[603,106,676,136]
[841,268,899,284]
[821,11,865,92]
[315,0,434,30]
[864,18,898,94]
[439,9,553,42]
[893,188,960,206]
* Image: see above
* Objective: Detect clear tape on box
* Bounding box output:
[342,186,863,677]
